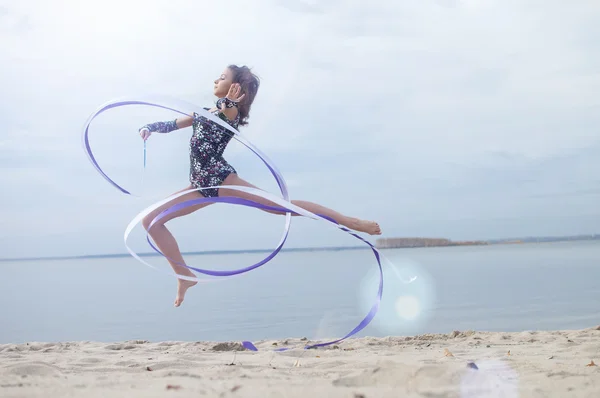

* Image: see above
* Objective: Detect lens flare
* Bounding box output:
[460,360,519,398]
[358,257,435,336]
[395,295,421,321]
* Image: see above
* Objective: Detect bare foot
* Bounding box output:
[349,218,382,235]
[174,270,198,307]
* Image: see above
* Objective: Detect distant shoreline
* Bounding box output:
[1,234,598,262]
[376,234,600,249]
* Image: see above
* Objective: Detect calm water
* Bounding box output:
[1,241,598,344]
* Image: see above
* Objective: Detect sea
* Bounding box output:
[1,240,598,345]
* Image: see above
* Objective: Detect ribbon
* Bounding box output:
[82,95,414,351]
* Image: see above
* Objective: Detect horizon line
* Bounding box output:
[0,245,367,263]
[1,233,598,263]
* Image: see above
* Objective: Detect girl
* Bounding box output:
[139,65,382,307]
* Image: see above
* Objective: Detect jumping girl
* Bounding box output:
[138,65,382,307]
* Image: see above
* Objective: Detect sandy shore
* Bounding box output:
[1,326,598,398]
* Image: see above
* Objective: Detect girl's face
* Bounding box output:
[213,68,234,98]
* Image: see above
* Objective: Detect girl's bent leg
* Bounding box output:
[218,174,381,235]
[142,185,212,307]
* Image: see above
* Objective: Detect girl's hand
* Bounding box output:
[226,83,245,103]
[139,127,151,141]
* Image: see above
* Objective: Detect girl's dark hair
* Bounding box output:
[228,64,260,126]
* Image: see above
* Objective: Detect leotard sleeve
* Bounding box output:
[139,119,179,133]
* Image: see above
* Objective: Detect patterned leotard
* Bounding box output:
[140,105,239,198]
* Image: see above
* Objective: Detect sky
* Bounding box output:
[1,0,599,258]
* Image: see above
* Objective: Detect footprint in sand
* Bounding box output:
[6,362,63,378]
[104,344,137,351]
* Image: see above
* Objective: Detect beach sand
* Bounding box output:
[1,326,598,397]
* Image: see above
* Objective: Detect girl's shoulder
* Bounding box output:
[192,107,240,129]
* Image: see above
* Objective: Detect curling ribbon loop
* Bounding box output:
[82,95,411,352]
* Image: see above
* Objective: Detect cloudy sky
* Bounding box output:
[1,0,599,258]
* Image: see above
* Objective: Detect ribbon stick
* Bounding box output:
[81,95,415,351]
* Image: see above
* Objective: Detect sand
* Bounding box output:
[1,326,598,398]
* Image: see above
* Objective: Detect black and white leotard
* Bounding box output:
[140,105,239,198]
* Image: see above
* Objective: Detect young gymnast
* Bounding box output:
[138,65,381,307]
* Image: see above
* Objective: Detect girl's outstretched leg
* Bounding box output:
[219,174,382,235]
[142,185,212,307]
